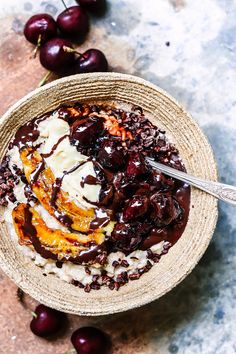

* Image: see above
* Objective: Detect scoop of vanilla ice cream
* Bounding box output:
[38,116,101,209]
[38,115,70,155]
[62,161,101,206]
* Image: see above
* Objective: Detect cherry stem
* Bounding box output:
[31,311,37,318]
[31,34,42,59]
[38,71,52,87]
[63,46,85,59]
[61,0,68,9]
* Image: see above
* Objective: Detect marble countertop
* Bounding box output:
[0,0,235,353]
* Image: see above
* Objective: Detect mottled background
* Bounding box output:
[0,0,236,353]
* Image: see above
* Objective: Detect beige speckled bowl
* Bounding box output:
[0,73,218,316]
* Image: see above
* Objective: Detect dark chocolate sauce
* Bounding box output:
[50,160,87,207]
[141,183,190,250]
[50,177,63,207]
[54,210,73,228]
[80,175,99,188]
[10,114,49,149]
[11,124,39,149]
[23,206,57,260]
[72,243,106,264]
[21,205,105,264]
[30,161,45,185]
[90,208,110,229]
[41,134,68,158]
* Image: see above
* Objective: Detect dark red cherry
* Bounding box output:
[75,49,108,73]
[77,0,106,12]
[126,152,147,178]
[57,6,89,39]
[141,227,170,250]
[71,326,111,354]
[30,304,66,338]
[97,140,125,170]
[24,14,57,45]
[113,173,138,197]
[123,195,149,222]
[39,38,75,72]
[111,223,142,252]
[70,115,104,146]
[150,193,181,226]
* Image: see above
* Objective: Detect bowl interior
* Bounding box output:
[0,73,218,315]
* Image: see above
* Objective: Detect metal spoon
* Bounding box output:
[145,157,236,205]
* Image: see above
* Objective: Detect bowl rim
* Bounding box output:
[0,72,218,315]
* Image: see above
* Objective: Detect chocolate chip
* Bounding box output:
[129,273,140,280]
[84,284,91,293]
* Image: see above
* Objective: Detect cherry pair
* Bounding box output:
[30,304,111,354]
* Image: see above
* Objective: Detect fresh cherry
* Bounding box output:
[77,0,106,12]
[57,6,89,39]
[24,14,57,45]
[75,49,108,73]
[123,195,149,222]
[30,304,66,338]
[39,38,75,72]
[150,193,181,226]
[97,140,125,170]
[70,115,104,147]
[71,326,111,354]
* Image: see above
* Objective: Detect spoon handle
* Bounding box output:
[146,157,236,205]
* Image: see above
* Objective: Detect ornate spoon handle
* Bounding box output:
[146,157,236,205]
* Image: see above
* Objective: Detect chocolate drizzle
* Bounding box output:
[90,208,110,229]
[31,161,45,185]
[23,205,57,260]
[21,205,106,264]
[50,177,63,207]
[41,134,68,158]
[10,114,49,149]
[80,175,99,188]
[50,160,87,207]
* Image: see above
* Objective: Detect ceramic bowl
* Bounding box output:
[0,73,218,315]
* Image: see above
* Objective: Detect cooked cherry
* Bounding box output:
[97,140,125,170]
[141,227,170,250]
[123,195,149,222]
[71,326,111,354]
[70,115,104,146]
[149,170,174,191]
[77,0,106,12]
[113,173,138,197]
[30,304,66,338]
[75,49,108,73]
[57,6,89,39]
[39,38,75,72]
[111,223,142,252]
[110,190,126,212]
[99,184,114,206]
[24,14,57,45]
[126,152,147,178]
[150,193,181,226]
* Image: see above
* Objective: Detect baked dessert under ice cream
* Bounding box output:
[0,102,190,292]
